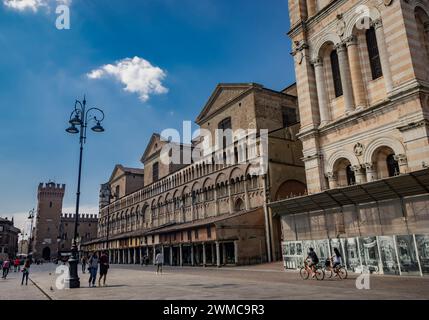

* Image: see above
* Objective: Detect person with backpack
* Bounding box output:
[88,252,99,287]
[21,258,31,285]
[2,258,10,279]
[305,248,319,278]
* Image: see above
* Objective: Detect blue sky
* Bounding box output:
[0,0,294,232]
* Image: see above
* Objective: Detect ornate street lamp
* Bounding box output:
[27,208,35,256]
[65,96,105,289]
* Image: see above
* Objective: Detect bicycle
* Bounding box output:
[300,260,325,280]
[324,258,348,279]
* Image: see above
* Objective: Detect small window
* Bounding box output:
[49,202,53,208]
[152,162,159,182]
[187,230,192,241]
[195,229,199,240]
[207,226,212,239]
[366,27,383,80]
[330,50,343,97]
[282,107,298,127]
[218,117,232,130]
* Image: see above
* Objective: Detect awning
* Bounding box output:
[269,169,429,216]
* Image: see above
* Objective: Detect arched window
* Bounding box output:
[366,27,383,80]
[346,165,356,186]
[330,50,343,97]
[386,154,400,177]
[218,117,232,149]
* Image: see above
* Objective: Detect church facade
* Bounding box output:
[270,0,429,276]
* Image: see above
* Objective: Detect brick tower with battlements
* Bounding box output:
[32,182,65,260]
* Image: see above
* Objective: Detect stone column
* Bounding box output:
[346,35,367,108]
[312,57,330,125]
[228,183,233,214]
[139,247,143,265]
[336,43,355,113]
[222,243,227,265]
[234,241,239,265]
[306,0,316,17]
[202,243,207,267]
[214,188,219,216]
[153,245,156,265]
[364,163,377,182]
[243,178,250,210]
[179,244,183,267]
[161,246,165,264]
[169,246,173,266]
[211,244,215,265]
[352,165,367,184]
[190,245,194,266]
[216,242,221,267]
[326,172,338,189]
[373,19,393,93]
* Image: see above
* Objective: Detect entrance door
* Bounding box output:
[42,247,51,261]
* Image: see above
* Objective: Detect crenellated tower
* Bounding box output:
[32,182,65,260]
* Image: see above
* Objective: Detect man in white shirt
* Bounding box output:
[155,251,164,275]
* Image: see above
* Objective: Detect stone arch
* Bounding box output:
[203,177,214,189]
[326,149,360,173]
[311,33,342,61]
[363,137,406,164]
[344,5,381,39]
[410,0,429,15]
[191,181,201,192]
[275,180,307,201]
[229,167,244,181]
[215,172,227,185]
[234,197,245,212]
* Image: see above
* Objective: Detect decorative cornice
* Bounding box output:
[397,119,429,132]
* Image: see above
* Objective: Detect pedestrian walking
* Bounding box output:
[2,258,10,279]
[81,255,88,274]
[88,252,99,287]
[14,258,20,272]
[155,251,163,275]
[98,251,109,287]
[21,258,31,286]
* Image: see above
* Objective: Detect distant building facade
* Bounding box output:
[269,0,429,276]
[32,182,98,260]
[0,217,20,259]
[82,83,307,266]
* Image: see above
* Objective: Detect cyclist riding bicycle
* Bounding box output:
[305,248,319,277]
[331,248,342,269]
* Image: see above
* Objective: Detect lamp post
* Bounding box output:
[65,96,105,289]
[27,208,35,256]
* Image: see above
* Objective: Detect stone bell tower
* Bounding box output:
[32,182,65,260]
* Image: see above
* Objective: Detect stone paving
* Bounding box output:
[0,269,48,300]
[7,262,427,300]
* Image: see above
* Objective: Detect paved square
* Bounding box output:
[1,263,428,300]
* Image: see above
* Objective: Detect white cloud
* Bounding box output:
[87,56,168,102]
[3,0,71,12]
